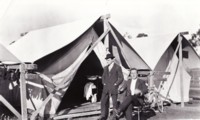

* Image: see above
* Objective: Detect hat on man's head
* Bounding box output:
[105,54,115,59]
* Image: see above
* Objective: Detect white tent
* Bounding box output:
[128,33,200,102]
[8,15,150,117]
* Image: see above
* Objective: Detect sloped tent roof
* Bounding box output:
[127,33,200,102]
[128,33,200,71]
[8,17,99,63]
[8,16,150,116]
[127,33,177,70]
[8,16,149,75]
[0,43,21,63]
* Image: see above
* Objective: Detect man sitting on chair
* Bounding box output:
[113,68,148,120]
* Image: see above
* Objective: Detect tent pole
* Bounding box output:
[103,16,109,53]
[19,63,28,120]
[178,34,184,107]
[163,40,181,100]
[105,21,131,68]
[30,29,110,120]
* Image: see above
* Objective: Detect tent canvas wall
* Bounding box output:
[8,15,149,117]
[128,33,200,102]
[0,43,21,63]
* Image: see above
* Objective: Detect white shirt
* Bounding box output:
[108,62,114,71]
[130,78,137,95]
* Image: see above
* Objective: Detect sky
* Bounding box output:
[0,0,200,46]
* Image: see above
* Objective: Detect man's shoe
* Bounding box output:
[113,109,120,118]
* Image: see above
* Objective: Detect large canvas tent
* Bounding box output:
[128,33,200,102]
[8,15,149,118]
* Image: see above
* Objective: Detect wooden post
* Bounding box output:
[178,34,184,107]
[20,63,28,119]
[101,14,110,53]
[149,71,154,89]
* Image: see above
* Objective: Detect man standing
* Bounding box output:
[114,68,148,120]
[99,54,123,120]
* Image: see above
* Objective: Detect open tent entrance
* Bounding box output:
[57,50,103,112]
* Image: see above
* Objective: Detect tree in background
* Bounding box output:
[189,28,200,47]
[189,28,200,56]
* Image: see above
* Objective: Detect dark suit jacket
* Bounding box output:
[120,78,148,104]
[102,63,123,95]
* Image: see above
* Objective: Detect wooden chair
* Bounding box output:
[147,71,171,112]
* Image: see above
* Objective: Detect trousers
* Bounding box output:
[100,92,118,118]
[118,95,142,120]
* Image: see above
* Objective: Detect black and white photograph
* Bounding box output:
[0,0,200,119]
